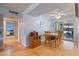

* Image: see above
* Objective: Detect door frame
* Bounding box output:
[3,16,19,41]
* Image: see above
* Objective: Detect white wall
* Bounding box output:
[19,14,51,47]
[36,16,51,35]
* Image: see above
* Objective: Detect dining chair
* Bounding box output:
[45,31,51,46]
[56,31,63,48]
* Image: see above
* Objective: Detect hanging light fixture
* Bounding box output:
[55,15,61,19]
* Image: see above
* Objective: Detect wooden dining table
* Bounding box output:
[45,31,62,48]
[51,32,58,36]
[50,32,58,40]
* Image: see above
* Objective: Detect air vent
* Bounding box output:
[9,10,18,15]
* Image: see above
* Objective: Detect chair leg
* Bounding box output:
[53,40,56,48]
[45,40,47,46]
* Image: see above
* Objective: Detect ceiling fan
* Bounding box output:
[47,9,72,19]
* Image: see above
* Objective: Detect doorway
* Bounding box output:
[3,17,19,47]
[6,21,15,38]
[2,17,19,55]
[4,19,18,40]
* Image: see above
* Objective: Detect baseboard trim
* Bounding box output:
[21,42,29,47]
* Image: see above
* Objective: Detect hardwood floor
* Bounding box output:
[0,39,78,56]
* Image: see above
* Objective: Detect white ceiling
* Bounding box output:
[28,3,75,17]
[0,3,31,13]
[0,3,76,18]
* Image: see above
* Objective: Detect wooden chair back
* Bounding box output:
[45,31,51,41]
[57,31,62,40]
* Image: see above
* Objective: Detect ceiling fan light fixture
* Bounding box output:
[55,15,61,19]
